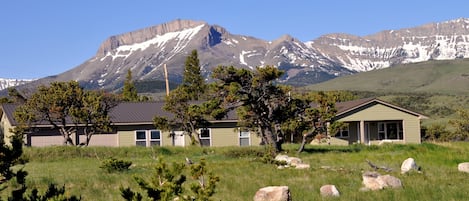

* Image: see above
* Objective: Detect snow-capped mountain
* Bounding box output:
[18,18,469,91]
[311,18,469,72]
[0,78,33,91]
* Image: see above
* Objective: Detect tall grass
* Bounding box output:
[3,143,469,200]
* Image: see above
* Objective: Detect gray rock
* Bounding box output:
[320,185,340,197]
[362,171,402,191]
[458,162,469,173]
[401,158,419,174]
[253,186,291,201]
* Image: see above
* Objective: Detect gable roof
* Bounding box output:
[335,98,428,120]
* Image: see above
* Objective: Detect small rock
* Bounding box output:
[458,162,469,173]
[286,157,302,167]
[295,163,310,169]
[254,186,291,201]
[320,184,340,197]
[401,158,419,174]
[377,174,402,189]
[362,171,402,191]
[275,154,289,162]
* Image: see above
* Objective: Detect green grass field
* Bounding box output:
[3,143,469,200]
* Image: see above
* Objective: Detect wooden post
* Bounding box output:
[164,64,170,96]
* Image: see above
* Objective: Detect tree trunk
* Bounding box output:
[297,131,315,153]
[297,135,308,153]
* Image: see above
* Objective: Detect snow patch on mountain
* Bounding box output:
[101,24,205,61]
[0,78,33,91]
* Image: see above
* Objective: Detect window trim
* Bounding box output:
[135,130,162,147]
[239,129,251,146]
[149,130,162,146]
[198,128,212,147]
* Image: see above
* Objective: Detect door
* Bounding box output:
[172,131,185,146]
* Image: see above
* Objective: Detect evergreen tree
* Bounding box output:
[154,50,223,146]
[182,50,206,100]
[211,65,290,152]
[122,70,139,102]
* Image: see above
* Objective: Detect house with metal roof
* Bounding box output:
[327,98,428,145]
[1,98,427,147]
[0,102,261,147]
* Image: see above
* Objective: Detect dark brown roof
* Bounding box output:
[1,103,17,125]
[1,101,239,127]
[1,98,427,127]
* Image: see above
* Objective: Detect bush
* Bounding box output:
[99,158,132,173]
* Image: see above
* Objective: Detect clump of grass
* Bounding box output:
[99,157,132,173]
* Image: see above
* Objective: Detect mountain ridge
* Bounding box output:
[6,17,469,93]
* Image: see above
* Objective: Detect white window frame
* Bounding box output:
[149,130,162,146]
[239,129,251,146]
[135,130,162,147]
[199,128,212,147]
[135,130,147,146]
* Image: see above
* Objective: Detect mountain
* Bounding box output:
[0,78,33,91]
[304,58,469,94]
[11,18,469,92]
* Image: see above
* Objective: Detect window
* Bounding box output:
[378,122,403,140]
[150,130,161,146]
[337,124,349,138]
[239,130,250,146]
[135,130,147,146]
[199,128,211,147]
[135,130,162,147]
[378,123,385,140]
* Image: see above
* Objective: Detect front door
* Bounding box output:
[172,131,185,146]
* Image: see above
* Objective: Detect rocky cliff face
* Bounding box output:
[19,18,469,91]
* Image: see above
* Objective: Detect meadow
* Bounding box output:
[4,142,469,201]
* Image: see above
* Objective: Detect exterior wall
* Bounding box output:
[1,113,15,145]
[337,104,422,144]
[30,135,63,147]
[250,132,262,146]
[87,134,119,147]
[347,121,359,144]
[211,127,238,147]
[116,125,157,147]
[210,122,262,147]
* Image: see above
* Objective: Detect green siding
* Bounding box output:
[1,113,14,145]
[337,104,422,144]
[118,130,135,147]
[211,127,238,147]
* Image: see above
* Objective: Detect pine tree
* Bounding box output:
[122,70,139,102]
[182,50,206,100]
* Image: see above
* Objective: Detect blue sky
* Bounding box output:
[1,0,468,79]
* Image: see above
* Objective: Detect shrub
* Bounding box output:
[99,158,132,173]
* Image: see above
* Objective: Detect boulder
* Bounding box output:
[361,171,402,191]
[295,163,310,169]
[274,154,289,163]
[378,174,402,189]
[286,157,303,167]
[320,185,340,197]
[458,162,469,173]
[253,186,291,201]
[362,171,383,191]
[275,154,309,169]
[401,158,419,174]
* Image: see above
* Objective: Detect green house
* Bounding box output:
[1,98,426,147]
[329,98,428,145]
